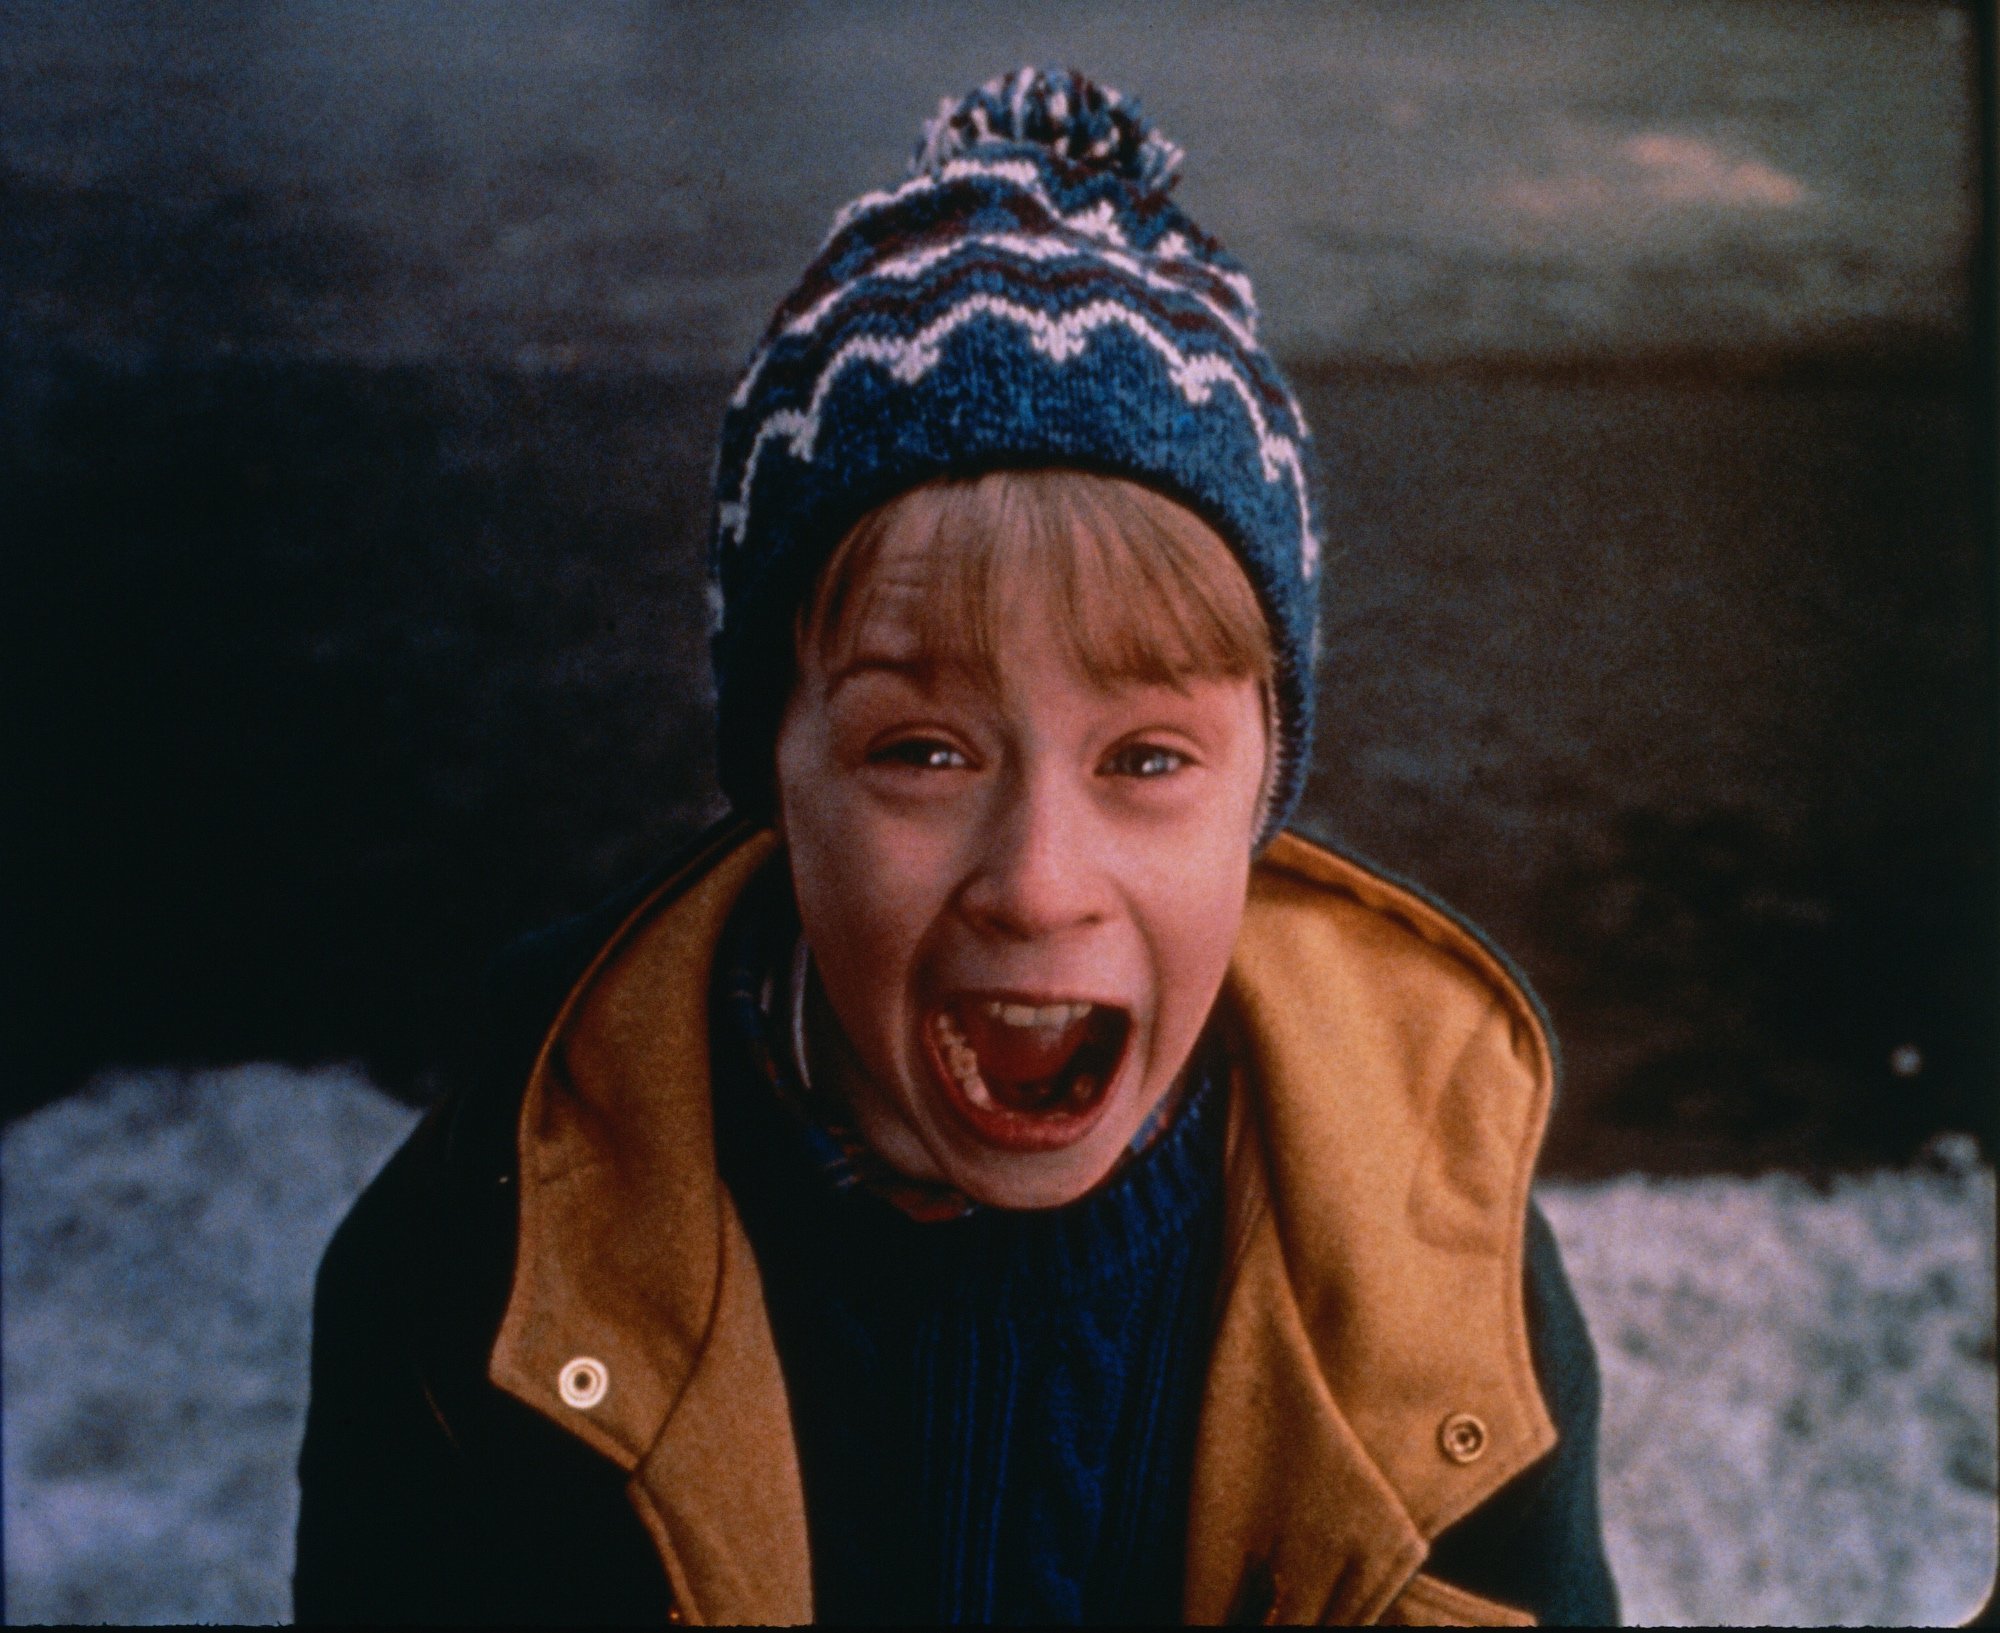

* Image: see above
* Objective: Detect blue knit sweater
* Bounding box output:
[712,882,1229,1626]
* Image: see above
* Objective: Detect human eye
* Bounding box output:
[1100,741,1189,779]
[871,736,973,772]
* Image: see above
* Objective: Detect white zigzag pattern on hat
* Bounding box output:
[821,157,1257,316]
[727,229,1261,414]
[826,156,1043,241]
[718,290,1321,579]
[1153,233,1259,348]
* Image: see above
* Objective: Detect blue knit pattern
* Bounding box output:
[709,67,1322,844]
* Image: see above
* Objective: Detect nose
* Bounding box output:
[956,767,1112,941]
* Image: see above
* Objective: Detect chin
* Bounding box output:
[936,1133,1136,1211]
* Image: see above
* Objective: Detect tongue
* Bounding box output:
[956,1004,1093,1090]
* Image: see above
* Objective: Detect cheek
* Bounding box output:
[775,717,953,1001]
[1161,872,1251,994]
[1135,833,1253,1056]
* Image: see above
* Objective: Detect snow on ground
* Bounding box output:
[1540,1160,1996,1626]
[2,1067,1993,1626]
[1,1066,414,1626]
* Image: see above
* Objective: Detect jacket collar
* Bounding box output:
[489,825,1554,1626]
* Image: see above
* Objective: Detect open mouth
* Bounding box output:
[925,996,1131,1152]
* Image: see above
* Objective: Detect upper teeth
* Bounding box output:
[984,1000,1093,1028]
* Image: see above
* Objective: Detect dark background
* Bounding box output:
[5,1,1992,1174]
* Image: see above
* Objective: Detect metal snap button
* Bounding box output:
[1439,1411,1488,1463]
[558,1355,609,1409]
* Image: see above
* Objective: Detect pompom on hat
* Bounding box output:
[709,67,1323,845]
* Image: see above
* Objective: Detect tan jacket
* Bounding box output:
[482,827,1558,1626]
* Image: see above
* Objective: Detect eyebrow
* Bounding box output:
[822,655,939,702]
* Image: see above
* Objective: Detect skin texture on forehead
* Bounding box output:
[773,476,1271,1209]
[803,469,1277,703]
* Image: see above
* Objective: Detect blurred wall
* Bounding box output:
[3,1,1988,1171]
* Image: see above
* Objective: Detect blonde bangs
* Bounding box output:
[804,469,1274,694]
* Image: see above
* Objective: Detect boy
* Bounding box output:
[296,70,1618,1625]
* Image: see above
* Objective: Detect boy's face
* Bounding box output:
[774,529,1267,1209]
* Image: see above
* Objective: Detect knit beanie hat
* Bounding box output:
[709,67,1323,844]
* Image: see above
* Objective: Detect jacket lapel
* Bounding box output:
[1184,1095,1428,1624]
[487,827,813,1626]
[1185,833,1557,1623]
